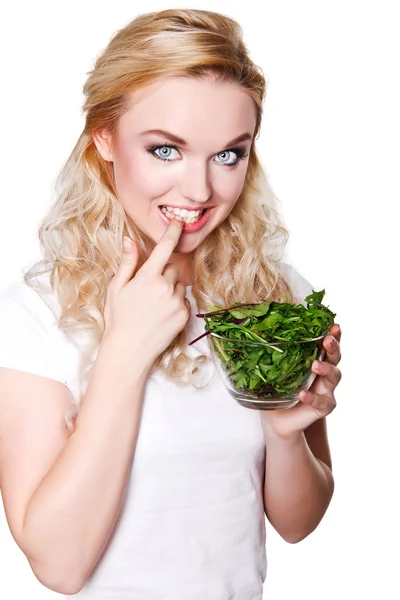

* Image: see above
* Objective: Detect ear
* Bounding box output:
[92,129,114,162]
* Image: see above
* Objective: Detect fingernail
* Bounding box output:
[313,360,320,371]
[330,335,336,345]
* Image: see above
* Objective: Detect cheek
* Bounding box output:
[213,169,247,204]
[112,149,174,203]
[135,165,175,199]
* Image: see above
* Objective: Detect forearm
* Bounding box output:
[262,427,334,543]
[22,333,152,594]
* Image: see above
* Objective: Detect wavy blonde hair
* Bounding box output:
[23,9,297,433]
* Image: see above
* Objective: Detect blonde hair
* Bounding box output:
[23,9,297,432]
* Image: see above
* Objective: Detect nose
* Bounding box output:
[179,161,212,205]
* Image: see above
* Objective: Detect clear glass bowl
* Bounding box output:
[207,330,328,410]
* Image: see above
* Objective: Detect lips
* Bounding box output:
[159,206,205,222]
[157,205,214,233]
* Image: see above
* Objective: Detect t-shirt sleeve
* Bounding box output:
[0,281,69,385]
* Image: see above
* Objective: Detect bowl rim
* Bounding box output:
[209,329,330,347]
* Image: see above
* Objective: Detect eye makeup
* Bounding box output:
[144,142,248,166]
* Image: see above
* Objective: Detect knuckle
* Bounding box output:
[153,276,169,295]
[177,297,190,317]
[162,280,173,296]
[322,395,335,412]
[180,303,190,318]
[174,295,185,312]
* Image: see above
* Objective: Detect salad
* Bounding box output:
[189,289,336,398]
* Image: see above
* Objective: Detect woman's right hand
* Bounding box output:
[103,218,191,366]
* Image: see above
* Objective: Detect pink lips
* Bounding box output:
[158,206,214,233]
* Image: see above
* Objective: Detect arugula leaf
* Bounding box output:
[191,289,336,398]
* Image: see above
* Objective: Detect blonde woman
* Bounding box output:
[0,9,342,599]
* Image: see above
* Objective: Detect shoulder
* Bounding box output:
[277,261,314,306]
[0,274,79,389]
[0,273,61,333]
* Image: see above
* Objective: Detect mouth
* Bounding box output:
[157,205,214,233]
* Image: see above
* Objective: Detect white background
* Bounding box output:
[0,1,398,598]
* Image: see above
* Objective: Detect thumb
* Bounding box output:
[114,236,140,289]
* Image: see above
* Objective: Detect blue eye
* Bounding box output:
[145,143,248,166]
[214,147,248,166]
[215,151,237,165]
[145,144,180,162]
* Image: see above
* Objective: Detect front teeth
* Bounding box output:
[160,206,204,223]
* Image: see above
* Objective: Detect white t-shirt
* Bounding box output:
[0,262,313,600]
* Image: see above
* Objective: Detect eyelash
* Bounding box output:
[144,143,248,166]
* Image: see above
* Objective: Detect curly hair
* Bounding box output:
[23,9,297,433]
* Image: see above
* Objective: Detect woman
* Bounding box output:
[0,8,342,599]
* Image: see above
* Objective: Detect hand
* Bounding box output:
[259,324,342,440]
[103,218,191,366]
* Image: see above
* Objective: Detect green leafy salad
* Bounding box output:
[190,290,336,398]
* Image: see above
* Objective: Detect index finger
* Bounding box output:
[143,217,184,274]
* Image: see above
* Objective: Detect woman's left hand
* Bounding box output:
[259,324,342,440]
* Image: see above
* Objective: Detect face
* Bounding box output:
[93,76,257,282]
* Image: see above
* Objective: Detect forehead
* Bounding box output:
[118,76,257,145]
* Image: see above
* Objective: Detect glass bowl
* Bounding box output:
[207,330,328,410]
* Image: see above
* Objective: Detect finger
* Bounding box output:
[332,323,342,341]
[111,236,140,292]
[143,217,184,275]
[323,332,341,365]
[175,281,187,296]
[299,388,336,415]
[311,360,342,386]
[162,262,180,287]
[184,296,192,316]
[175,282,191,313]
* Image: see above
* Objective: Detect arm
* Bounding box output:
[260,323,341,543]
[22,333,152,594]
[262,416,334,544]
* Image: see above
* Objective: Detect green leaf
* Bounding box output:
[204,289,336,398]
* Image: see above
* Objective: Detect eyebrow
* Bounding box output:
[139,129,253,147]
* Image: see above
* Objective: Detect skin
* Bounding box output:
[93,76,342,542]
[259,326,342,541]
[93,76,257,286]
